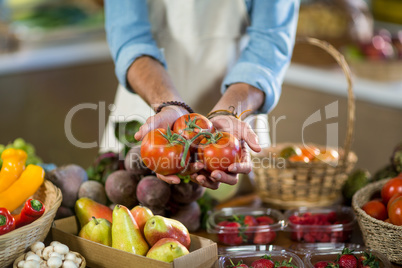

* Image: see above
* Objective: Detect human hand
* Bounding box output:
[134,105,188,141]
[191,115,261,187]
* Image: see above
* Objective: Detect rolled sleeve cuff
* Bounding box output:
[115,43,167,89]
[221,62,281,114]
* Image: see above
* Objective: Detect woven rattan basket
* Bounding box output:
[0,180,62,267]
[252,37,357,210]
[352,179,402,265]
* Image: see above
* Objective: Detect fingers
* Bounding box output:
[180,162,204,176]
[156,173,181,184]
[211,170,238,185]
[242,123,261,153]
[193,174,220,189]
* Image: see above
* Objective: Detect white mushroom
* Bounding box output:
[18,260,25,268]
[42,246,54,260]
[23,260,40,268]
[47,257,62,268]
[26,254,41,262]
[31,242,45,253]
[62,260,78,268]
[50,241,61,247]
[35,249,43,258]
[53,244,69,256]
[64,253,77,262]
[50,252,64,260]
[74,256,82,265]
[25,252,35,260]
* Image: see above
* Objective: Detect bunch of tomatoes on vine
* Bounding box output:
[140,113,242,178]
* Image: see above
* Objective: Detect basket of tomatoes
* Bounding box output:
[352,175,402,264]
[251,37,358,209]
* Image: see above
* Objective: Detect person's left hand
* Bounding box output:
[190,115,262,188]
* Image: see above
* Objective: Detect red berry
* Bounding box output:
[217,221,243,245]
[256,216,275,225]
[337,248,358,268]
[251,255,275,268]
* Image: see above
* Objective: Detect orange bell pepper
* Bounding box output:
[0,165,44,212]
[0,148,27,193]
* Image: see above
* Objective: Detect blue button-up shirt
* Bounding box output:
[105,0,299,113]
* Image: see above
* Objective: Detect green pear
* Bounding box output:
[144,216,191,249]
[131,205,154,235]
[112,205,149,255]
[78,217,112,246]
[146,238,189,263]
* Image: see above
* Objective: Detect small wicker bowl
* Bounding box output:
[0,180,62,267]
[352,179,402,265]
[252,143,357,209]
[13,251,86,268]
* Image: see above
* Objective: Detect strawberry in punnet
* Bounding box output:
[253,227,276,244]
[358,252,380,268]
[243,215,258,240]
[228,259,249,268]
[251,255,275,268]
[336,248,358,268]
[314,261,337,268]
[256,215,275,225]
[275,258,298,268]
[217,221,243,245]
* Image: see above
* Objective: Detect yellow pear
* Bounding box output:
[112,205,149,255]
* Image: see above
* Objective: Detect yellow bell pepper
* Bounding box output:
[0,164,44,212]
[0,148,27,193]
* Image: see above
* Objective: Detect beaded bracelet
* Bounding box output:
[155,101,194,114]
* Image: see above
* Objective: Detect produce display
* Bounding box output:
[361,175,402,225]
[285,207,355,243]
[311,248,380,268]
[14,241,84,268]
[75,199,191,263]
[278,145,339,164]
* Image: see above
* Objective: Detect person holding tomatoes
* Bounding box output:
[102,0,299,189]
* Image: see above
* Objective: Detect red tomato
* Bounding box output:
[387,193,402,211]
[197,132,241,172]
[172,113,214,144]
[140,128,189,175]
[388,196,402,225]
[362,200,388,221]
[381,177,402,204]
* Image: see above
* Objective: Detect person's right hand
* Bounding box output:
[134,105,188,141]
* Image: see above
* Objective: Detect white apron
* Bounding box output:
[100,0,270,153]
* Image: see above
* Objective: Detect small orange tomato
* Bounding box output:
[288,154,310,163]
[315,149,339,162]
[301,147,320,160]
[362,200,388,221]
[388,196,402,226]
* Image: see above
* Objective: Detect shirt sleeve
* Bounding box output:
[221,0,300,114]
[104,0,167,89]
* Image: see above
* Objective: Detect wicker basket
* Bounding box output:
[252,37,357,210]
[13,251,86,268]
[352,179,402,265]
[0,180,62,267]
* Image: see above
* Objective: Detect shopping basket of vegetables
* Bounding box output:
[251,37,357,209]
[0,148,62,267]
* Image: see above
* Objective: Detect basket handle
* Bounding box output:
[295,37,355,168]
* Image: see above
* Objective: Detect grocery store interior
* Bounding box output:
[0,0,402,267]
